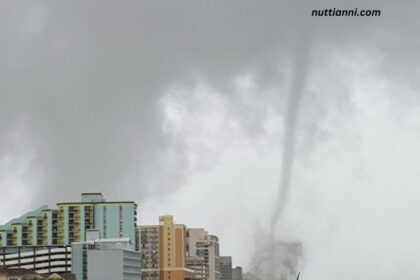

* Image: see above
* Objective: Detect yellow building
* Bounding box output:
[139,215,194,280]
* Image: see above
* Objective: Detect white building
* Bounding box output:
[71,238,141,280]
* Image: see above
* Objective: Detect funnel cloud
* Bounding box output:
[271,24,312,235]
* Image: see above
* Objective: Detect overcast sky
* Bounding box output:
[1,1,420,279]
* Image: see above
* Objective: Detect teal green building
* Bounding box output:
[0,193,137,248]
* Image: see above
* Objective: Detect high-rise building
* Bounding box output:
[232,266,242,280]
[186,228,208,259]
[138,215,194,280]
[0,193,137,248]
[185,256,208,280]
[139,224,160,279]
[219,256,232,280]
[187,229,221,280]
[71,238,141,280]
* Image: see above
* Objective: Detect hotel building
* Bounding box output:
[138,215,194,280]
[187,229,221,280]
[0,193,137,249]
[219,256,232,280]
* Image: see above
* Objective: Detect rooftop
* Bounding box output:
[0,267,40,276]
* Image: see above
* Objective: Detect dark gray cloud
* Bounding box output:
[1,1,411,201]
[0,1,303,205]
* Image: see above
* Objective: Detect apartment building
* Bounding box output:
[219,256,232,280]
[185,256,208,280]
[139,225,160,279]
[0,193,137,249]
[187,229,221,280]
[138,215,194,280]
[232,266,242,280]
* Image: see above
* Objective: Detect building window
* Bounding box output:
[119,205,123,237]
[103,206,107,238]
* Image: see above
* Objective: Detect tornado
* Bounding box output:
[271,26,311,236]
[245,25,311,280]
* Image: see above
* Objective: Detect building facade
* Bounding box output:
[187,229,221,280]
[139,225,160,279]
[232,266,242,280]
[219,256,232,280]
[0,193,137,249]
[71,238,141,280]
[138,215,194,280]
[0,245,72,274]
[185,256,208,280]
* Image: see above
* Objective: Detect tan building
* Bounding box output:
[187,229,221,280]
[138,215,194,280]
[185,256,208,280]
[186,229,208,258]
